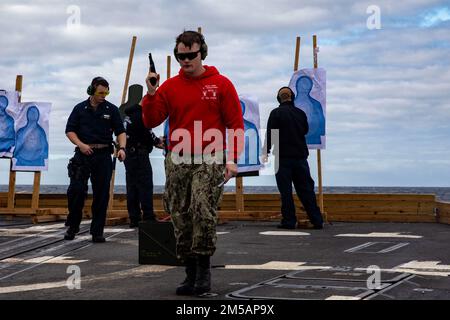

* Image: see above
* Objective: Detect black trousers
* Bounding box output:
[124,150,155,222]
[66,150,112,236]
[275,158,323,227]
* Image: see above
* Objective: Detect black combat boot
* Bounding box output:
[176,257,197,295]
[194,255,211,295]
[64,226,79,240]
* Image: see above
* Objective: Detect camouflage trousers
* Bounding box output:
[164,152,225,260]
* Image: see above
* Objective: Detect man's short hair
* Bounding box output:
[174,30,208,60]
[277,87,294,103]
[175,30,204,49]
[92,77,109,89]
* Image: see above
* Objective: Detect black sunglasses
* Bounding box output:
[175,50,201,61]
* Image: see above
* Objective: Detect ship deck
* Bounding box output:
[0,217,449,301]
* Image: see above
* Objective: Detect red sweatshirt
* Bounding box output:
[141,66,244,161]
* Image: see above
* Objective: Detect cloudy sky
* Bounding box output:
[0,0,449,187]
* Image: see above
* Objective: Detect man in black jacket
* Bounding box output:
[123,103,163,227]
[264,87,323,229]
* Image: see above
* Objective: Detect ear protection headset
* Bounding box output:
[277,86,295,103]
[174,31,208,61]
[87,77,107,96]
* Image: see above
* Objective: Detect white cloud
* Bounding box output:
[421,7,450,27]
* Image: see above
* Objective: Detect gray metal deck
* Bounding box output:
[0,218,449,301]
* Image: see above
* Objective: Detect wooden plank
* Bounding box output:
[323,199,435,206]
[323,206,435,214]
[313,34,318,68]
[239,193,436,202]
[217,210,435,223]
[236,202,434,212]
[31,171,41,209]
[244,202,281,207]
[236,177,244,212]
[438,217,450,225]
[318,148,324,215]
[108,35,137,212]
[242,193,437,201]
[436,201,450,224]
[323,194,436,201]
[329,211,431,217]
[324,204,435,214]
[327,202,435,211]
[239,206,282,211]
[121,36,137,106]
[325,201,436,208]
[243,197,282,202]
[242,194,279,200]
[0,208,68,218]
[83,211,92,219]
[1,192,444,225]
[8,194,438,206]
[218,211,280,220]
[294,36,300,71]
[167,55,171,80]
[312,35,325,219]
[240,202,281,207]
[107,210,128,218]
[328,214,435,223]
[222,197,239,203]
[0,193,7,208]
[36,208,69,215]
[32,215,64,224]
[105,217,128,226]
[339,202,435,210]
[34,200,68,207]
[7,171,16,209]
[107,209,171,219]
[0,208,37,215]
[436,201,450,216]
[218,212,309,222]
[220,201,242,206]
[8,196,437,212]
[0,208,67,217]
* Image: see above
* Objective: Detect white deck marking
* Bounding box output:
[0,230,129,281]
[0,222,88,243]
[226,251,248,255]
[345,242,409,253]
[259,231,310,236]
[392,260,450,277]
[355,261,450,277]
[336,232,422,239]
[2,256,88,264]
[378,243,409,253]
[396,261,450,271]
[104,228,134,233]
[0,265,175,294]
[0,281,68,294]
[225,261,331,271]
[0,224,64,234]
[345,242,377,253]
[325,295,361,300]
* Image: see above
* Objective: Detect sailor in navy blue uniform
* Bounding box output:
[64,77,126,242]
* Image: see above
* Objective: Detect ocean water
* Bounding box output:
[1,185,450,202]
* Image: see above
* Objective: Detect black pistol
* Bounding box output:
[148,53,157,86]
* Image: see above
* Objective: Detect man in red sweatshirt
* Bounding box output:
[141,30,244,296]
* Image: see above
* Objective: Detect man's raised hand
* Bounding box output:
[146,72,160,95]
